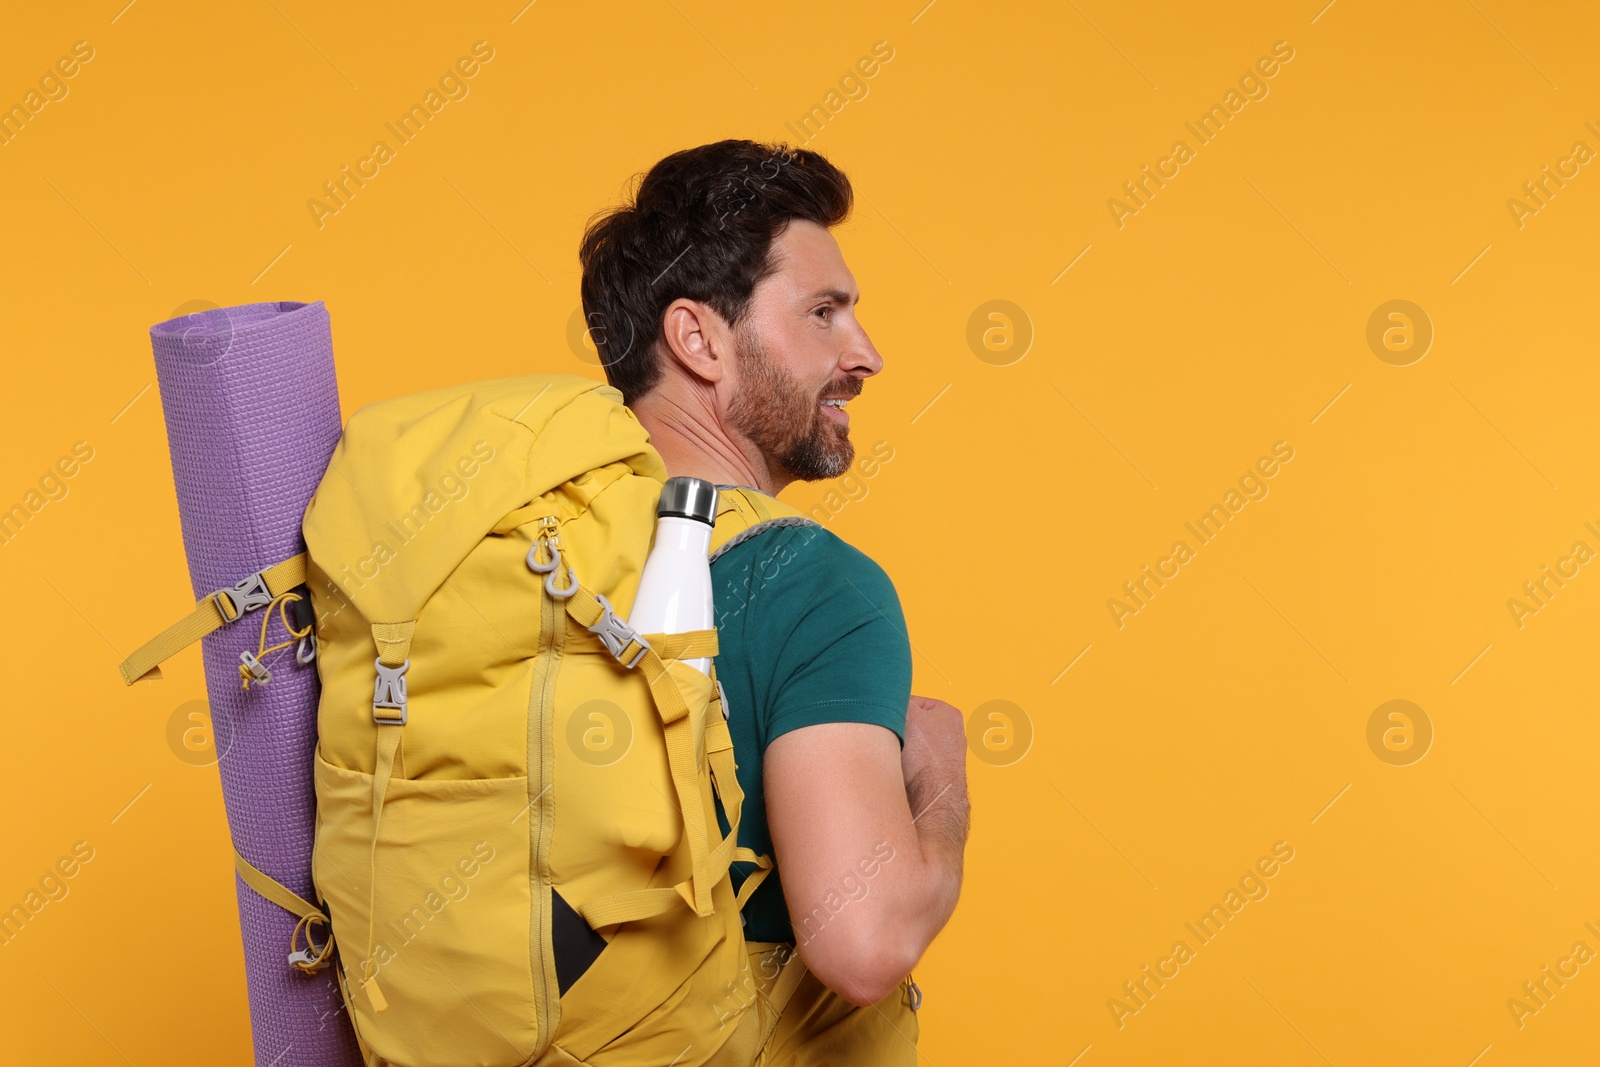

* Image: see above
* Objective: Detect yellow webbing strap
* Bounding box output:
[632,642,714,912]
[578,880,688,928]
[118,554,309,685]
[361,621,413,1013]
[579,620,776,926]
[361,726,401,1012]
[733,848,773,909]
[234,848,323,923]
[704,682,775,907]
[759,945,811,1046]
[714,940,812,1065]
[562,583,739,928]
[758,944,812,1045]
[642,629,719,663]
[717,486,775,525]
[235,847,337,976]
[592,628,718,671]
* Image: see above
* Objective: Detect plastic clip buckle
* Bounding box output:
[212,571,274,623]
[288,916,333,974]
[288,946,327,972]
[239,650,272,687]
[372,658,410,724]
[587,593,648,668]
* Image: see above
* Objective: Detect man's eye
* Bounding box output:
[814,307,832,321]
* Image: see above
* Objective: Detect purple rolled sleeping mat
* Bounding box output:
[148,301,362,1065]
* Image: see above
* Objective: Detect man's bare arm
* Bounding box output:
[763,697,970,1006]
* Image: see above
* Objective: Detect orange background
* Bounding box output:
[3,1,1599,1063]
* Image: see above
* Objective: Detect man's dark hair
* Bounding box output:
[578,139,853,404]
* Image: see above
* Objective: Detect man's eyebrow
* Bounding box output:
[805,287,860,306]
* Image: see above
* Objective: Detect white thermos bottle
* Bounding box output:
[629,477,718,675]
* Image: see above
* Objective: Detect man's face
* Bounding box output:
[725,219,883,482]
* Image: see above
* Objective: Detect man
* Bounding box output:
[579,139,970,1062]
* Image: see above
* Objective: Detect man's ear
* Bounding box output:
[661,298,732,385]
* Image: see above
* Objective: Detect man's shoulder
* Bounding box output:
[712,521,902,631]
[714,520,894,591]
[715,520,912,747]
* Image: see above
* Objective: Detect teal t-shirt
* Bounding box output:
[710,518,913,944]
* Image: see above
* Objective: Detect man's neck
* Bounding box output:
[631,386,791,497]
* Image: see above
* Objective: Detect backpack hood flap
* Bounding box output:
[303,374,665,625]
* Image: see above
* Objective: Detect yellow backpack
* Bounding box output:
[127,374,818,1066]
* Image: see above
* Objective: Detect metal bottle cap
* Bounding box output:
[658,476,718,525]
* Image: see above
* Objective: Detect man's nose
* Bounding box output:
[844,325,883,378]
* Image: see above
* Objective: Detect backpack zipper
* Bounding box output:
[527,515,564,1050]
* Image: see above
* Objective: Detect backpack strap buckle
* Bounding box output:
[372,658,410,724]
[212,570,274,623]
[587,593,649,668]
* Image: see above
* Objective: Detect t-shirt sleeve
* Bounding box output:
[754,527,913,747]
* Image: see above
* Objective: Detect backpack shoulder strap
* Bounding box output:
[708,517,818,564]
[708,486,817,563]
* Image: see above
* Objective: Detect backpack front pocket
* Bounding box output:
[313,749,541,1067]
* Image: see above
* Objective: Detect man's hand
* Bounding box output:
[901,695,971,866]
[902,694,969,800]
[765,696,972,1007]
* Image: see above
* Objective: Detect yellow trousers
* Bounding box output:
[709,942,921,1067]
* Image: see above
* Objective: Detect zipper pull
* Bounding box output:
[526,516,562,575]
[526,515,579,597]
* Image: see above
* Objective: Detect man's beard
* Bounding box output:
[726,326,855,482]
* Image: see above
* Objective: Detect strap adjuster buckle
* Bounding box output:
[372,658,410,724]
[212,571,274,623]
[587,593,649,668]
